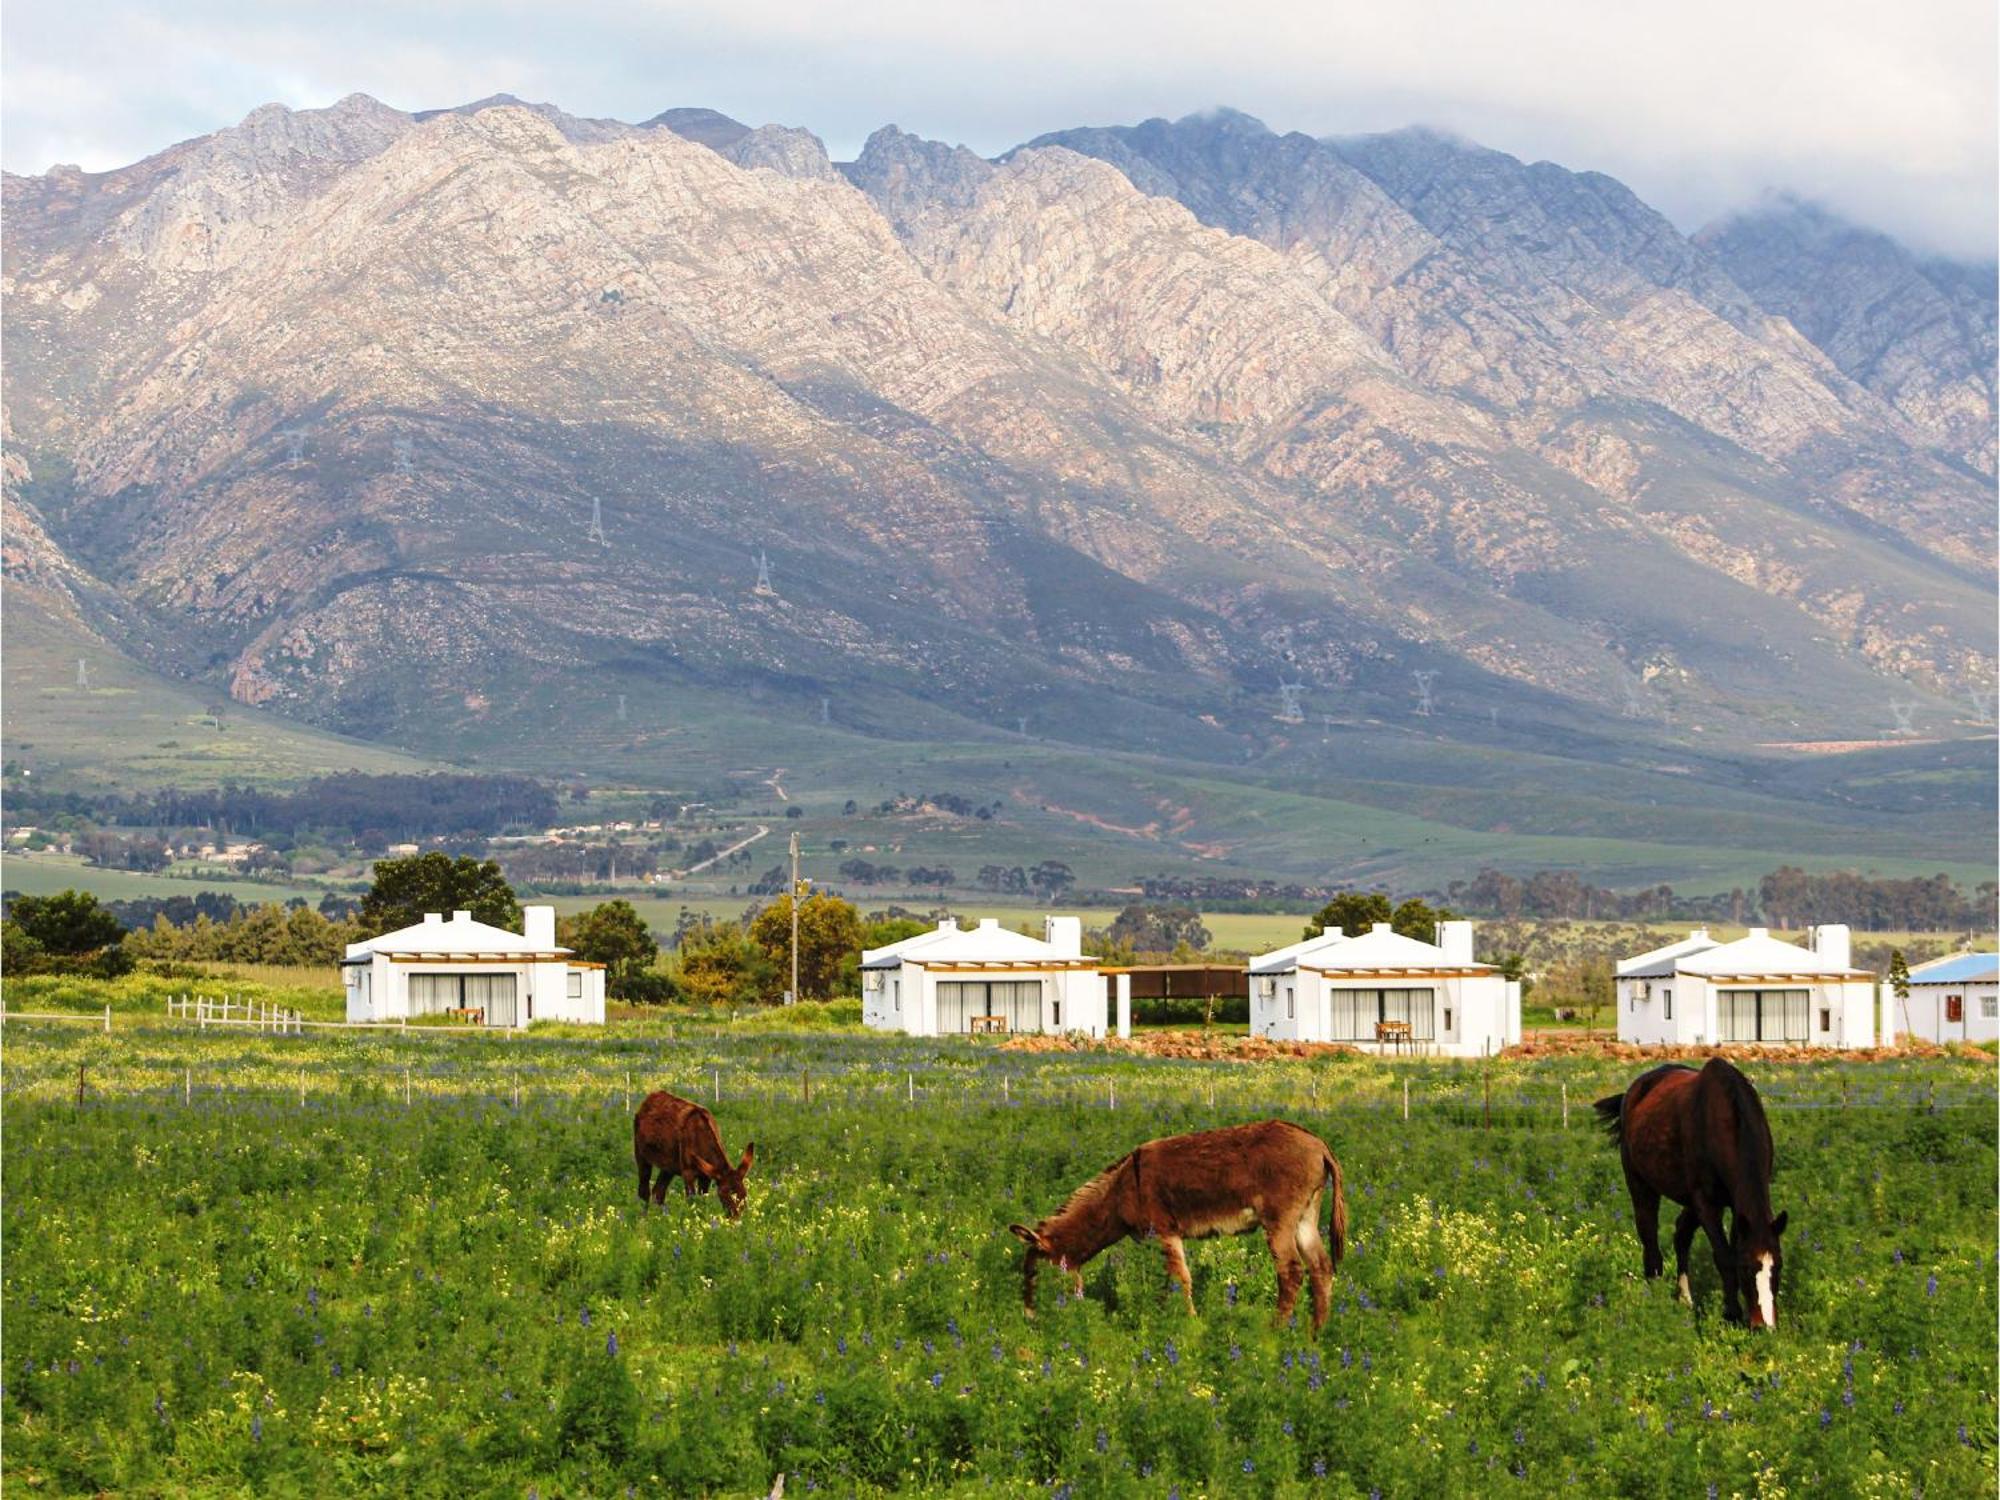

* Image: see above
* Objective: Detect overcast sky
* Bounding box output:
[5,0,1995,258]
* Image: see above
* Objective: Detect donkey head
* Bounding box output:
[1008,1223,1082,1314]
[715,1142,756,1220]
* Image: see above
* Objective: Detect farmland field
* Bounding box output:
[2,1018,1994,1496]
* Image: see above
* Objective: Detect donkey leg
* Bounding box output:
[1693,1195,1739,1321]
[1672,1207,1700,1306]
[1303,1236,1334,1334]
[636,1157,653,1206]
[1159,1235,1196,1316]
[651,1169,673,1207]
[1264,1224,1306,1329]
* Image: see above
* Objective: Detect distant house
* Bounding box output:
[1895,953,1998,1045]
[341,906,605,1027]
[1616,925,1874,1048]
[1246,921,1520,1057]
[861,917,1109,1037]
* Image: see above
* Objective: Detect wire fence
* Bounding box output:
[2,1013,1991,1127]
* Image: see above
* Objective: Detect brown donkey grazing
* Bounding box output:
[634,1091,755,1219]
[1008,1119,1347,1333]
[1595,1059,1788,1328]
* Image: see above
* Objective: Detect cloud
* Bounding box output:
[3,0,1993,257]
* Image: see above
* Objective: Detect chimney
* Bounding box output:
[978,917,1000,931]
[1435,920,1475,964]
[524,905,556,950]
[452,909,472,923]
[1372,922,1392,935]
[1043,915,1082,958]
[1691,926,1709,942]
[1748,927,1769,940]
[1319,926,1344,940]
[1810,924,1851,970]
[423,912,444,926]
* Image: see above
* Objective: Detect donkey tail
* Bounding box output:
[1322,1151,1348,1271]
[1592,1092,1625,1144]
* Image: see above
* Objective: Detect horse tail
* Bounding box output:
[1322,1150,1348,1271]
[1592,1091,1626,1144]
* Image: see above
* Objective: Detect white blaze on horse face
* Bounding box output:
[1753,1255,1775,1328]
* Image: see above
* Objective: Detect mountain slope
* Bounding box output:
[2,95,1992,882]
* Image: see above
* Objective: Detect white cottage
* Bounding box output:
[1246,921,1520,1057]
[1616,925,1873,1048]
[341,906,606,1028]
[860,917,1110,1037]
[1893,953,1998,1045]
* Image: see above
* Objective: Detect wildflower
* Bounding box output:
[1242,1459,1255,1475]
[930,1372,943,1389]
[251,1414,262,1442]
[1926,1273,1939,1297]
[581,1308,591,1326]
[1313,1458,1327,1477]
[607,1332,619,1356]
[1095,1429,1108,1453]
[1283,1421,1294,1436]
[1819,1409,1832,1429]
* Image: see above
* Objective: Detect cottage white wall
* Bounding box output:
[1901,982,2000,1044]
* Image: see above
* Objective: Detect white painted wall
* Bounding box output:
[1899,981,2000,1044]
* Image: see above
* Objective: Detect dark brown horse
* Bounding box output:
[634,1091,755,1219]
[1595,1059,1788,1328]
[1008,1119,1347,1333]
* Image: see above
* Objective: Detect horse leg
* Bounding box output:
[1693,1194,1739,1321]
[1158,1235,1196,1316]
[1626,1172,1665,1279]
[1264,1223,1306,1329]
[1672,1207,1700,1306]
[636,1157,653,1206]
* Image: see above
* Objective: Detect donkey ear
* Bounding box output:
[1008,1223,1042,1247]
[738,1142,756,1177]
[1771,1210,1788,1238]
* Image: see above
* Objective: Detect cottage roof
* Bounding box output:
[1673,929,1864,978]
[861,918,1082,970]
[1253,923,1490,975]
[1906,952,1999,985]
[1617,927,1720,980]
[343,910,568,961]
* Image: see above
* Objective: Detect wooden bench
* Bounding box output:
[968,1014,1010,1035]
[1374,1020,1413,1053]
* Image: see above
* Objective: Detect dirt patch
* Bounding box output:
[1501,1032,1972,1064]
[1003,1030,1362,1062]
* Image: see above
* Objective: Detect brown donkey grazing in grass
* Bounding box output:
[634,1091,755,1219]
[1008,1119,1347,1333]
[1596,1059,1788,1328]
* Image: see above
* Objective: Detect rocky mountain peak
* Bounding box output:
[841,125,995,239]
[646,106,751,150]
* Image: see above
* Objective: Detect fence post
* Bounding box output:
[1483,1039,1491,1130]
[625,1072,631,1112]
[907,1071,914,1106]
[1002,1075,1009,1104]
[714,1068,720,1104]
[1109,1078,1116,1111]
[103,1004,111,1034]
[1402,1079,1410,1122]
[299,1070,306,1108]
[405,1066,412,1108]
[185,1067,192,1106]
[802,1068,810,1105]
[1562,1082,1569,1130]
[76,1063,86,1110]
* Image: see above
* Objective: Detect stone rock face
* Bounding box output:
[1700,198,1998,475]
[1,97,1992,775]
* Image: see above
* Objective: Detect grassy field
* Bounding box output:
[1,599,436,791]
[2,1014,1993,1496]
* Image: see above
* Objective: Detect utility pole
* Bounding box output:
[788,830,801,1006]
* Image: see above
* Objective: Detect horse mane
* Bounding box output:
[1595,1063,1696,1144]
[1713,1060,1775,1183]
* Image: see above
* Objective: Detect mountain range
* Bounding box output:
[3,95,1993,886]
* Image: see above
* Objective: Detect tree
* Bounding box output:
[1303,891,1390,940]
[749,885,864,1001]
[1887,948,1911,1043]
[1028,861,1075,900]
[358,852,520,937]
[560,900,661,1000]
[674,920,778,1008]
[1107,904,1211,955]
[8,889,125,953]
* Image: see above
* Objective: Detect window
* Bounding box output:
[1663,990,1672,1021]
[1818,1008,1830,1033]
[567,972,583,999]
[1715,989,1809,1043]
[1051,999,1061,1028]
[1442,1007,1453,1033]
[1286,988,1295,1019]
[1327,988,1437,1042]
[1945,995,1964,1023]
[1981,996,1997,1020]
[937,980,1043,1034]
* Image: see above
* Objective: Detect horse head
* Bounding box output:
[1737,1210,1788,1329]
